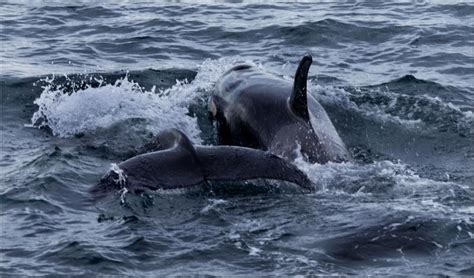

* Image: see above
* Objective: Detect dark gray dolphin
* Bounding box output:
[90,129,312,197]
[209,55,350,164]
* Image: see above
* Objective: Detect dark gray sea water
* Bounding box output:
[1,1,473,276]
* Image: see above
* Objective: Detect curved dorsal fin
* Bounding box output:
[161,128,198,158]
[290,55,312,122]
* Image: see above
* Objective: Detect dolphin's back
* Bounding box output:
[214,62,350,163]
[306,94,350,162]
[90,129,313,197]
[215,66,296,146]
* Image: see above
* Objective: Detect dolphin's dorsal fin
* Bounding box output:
[165,129,199,158]
[290,55,312,122]
[145,128,200,161]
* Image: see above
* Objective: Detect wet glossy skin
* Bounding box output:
[211,62,350,164]
[89,129,313,197]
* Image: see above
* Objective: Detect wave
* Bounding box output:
[311,75,473,137]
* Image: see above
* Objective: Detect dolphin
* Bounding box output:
[209,55,350,164]
[90,129,312,197]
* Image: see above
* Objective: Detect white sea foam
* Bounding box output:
[30,58,242,141]
[110,163,127,187]
[30,74,201,141]
[294,154,473,223]
[119,187,129,205]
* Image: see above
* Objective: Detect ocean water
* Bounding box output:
[1,1,473,276]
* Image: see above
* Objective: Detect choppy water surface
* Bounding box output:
[1,1,473,276]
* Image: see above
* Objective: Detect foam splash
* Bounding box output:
[30,74,200,141]
[119,187,129,205]
[110,163,127,187]
[294,156,473,223]
[30,58,242,141]
[295,156,463,196]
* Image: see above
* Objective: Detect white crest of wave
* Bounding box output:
[30,75,200,140]
[30,58,240,141]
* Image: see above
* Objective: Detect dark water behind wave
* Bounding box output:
[1,1,473,276]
